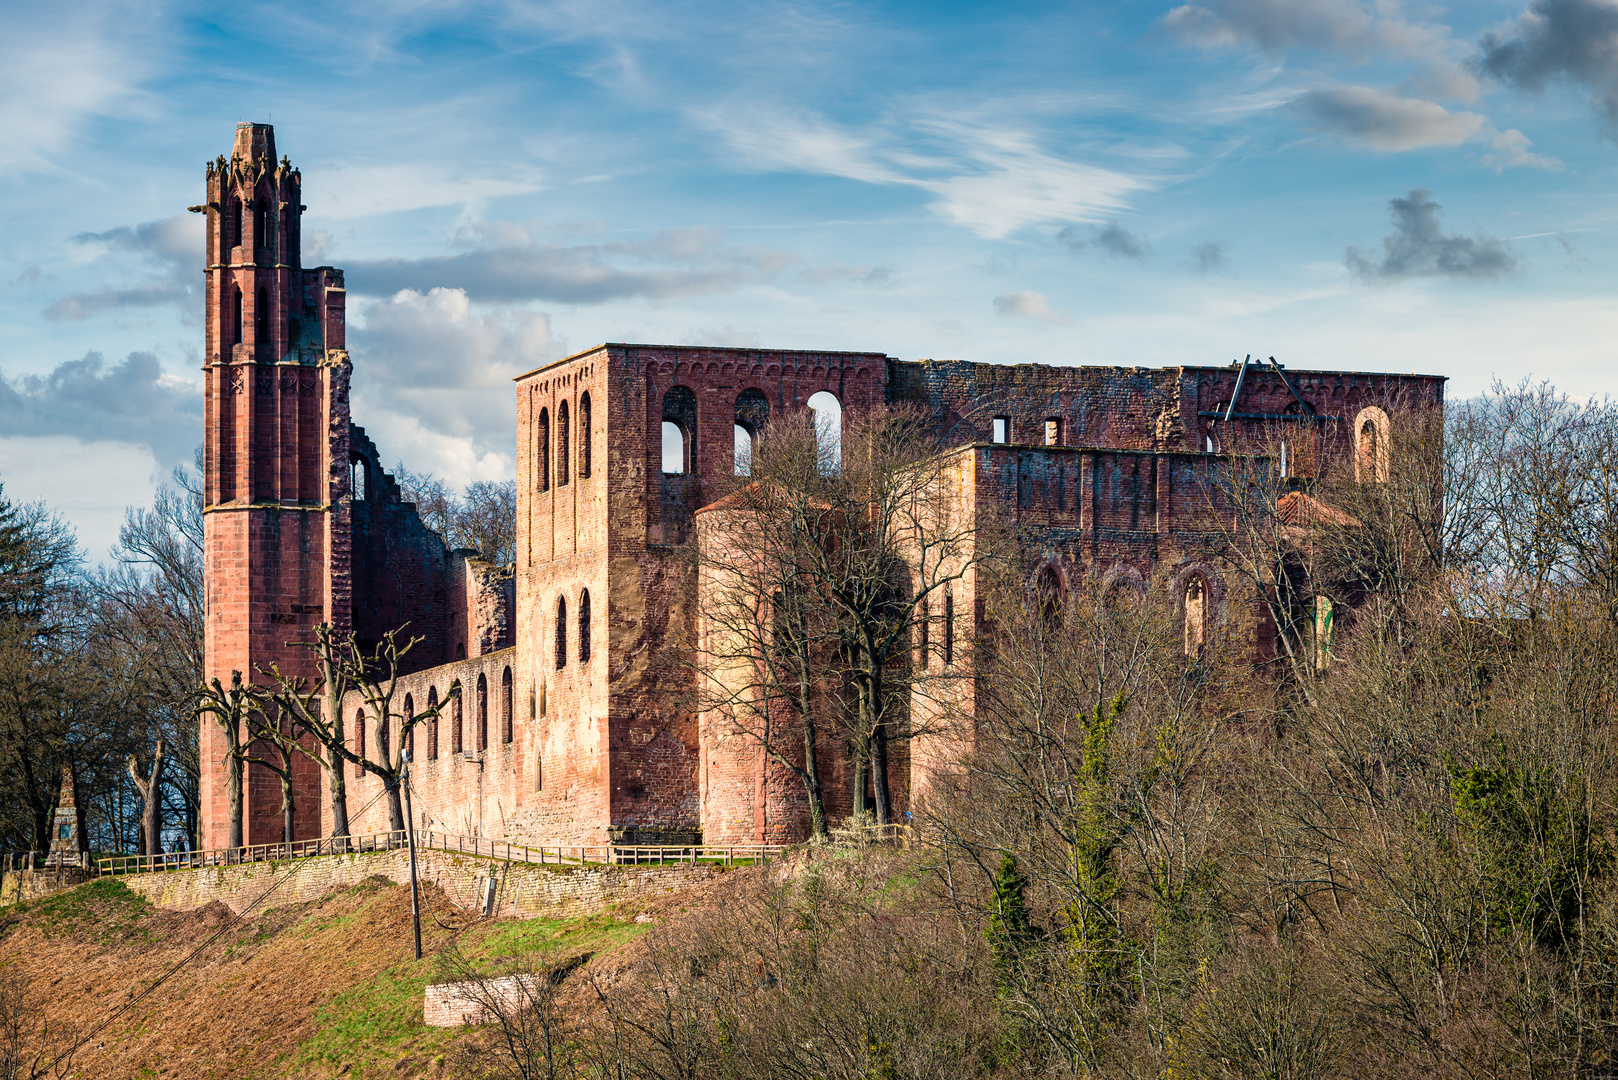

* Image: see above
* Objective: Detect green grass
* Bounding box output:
[29,878,151,942]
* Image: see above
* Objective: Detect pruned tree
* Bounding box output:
[125,737,164,857]
[235,700,302,846]
[193,671,253,851]
[257,622,356,841]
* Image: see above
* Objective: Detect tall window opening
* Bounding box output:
[558,399,570,486]
[1311,596,1334,670]
[944,590,956,665]
[1034,564,1063,632]
[403,694,415,761]
[579,392,592,478]
[476,673,488,752]
[427,687,439,760]
[555,596,568,669]
[255,200,268,251]
[451,684,463,754]
[1278,440,1290,479]
[1044,418,1063,446]
[918,598,930,664]
[991,416,1010,444]
[501,667,513,744]
[353,709,366,778]
[1355,406,1391,484]
[232,288,243,345]
[536,407,550,492]
[807,391,842,474]
[579,589,592,663]
[351,458,366,501]
[229,198,242,249]
[734,389,770,476]
[255,287,269,343]
[1184,577,1207,658]
[662,385,697,474]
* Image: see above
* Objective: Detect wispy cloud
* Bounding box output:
[44,214,201,321]
[695,104,1151,239]
[1190,242,1228,274]
[343,224,799,302]
[1346,188,1516,281]
[0,352,200,467]
[1058,221,1152,259]
[993,290,1072,324]
[1291,86,1486,150]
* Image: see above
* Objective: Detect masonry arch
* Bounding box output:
[476,672,488,752]
[662,385,697,475]
[501,666,513,744]
[734,388,770,476]
[1032,560,1066,632]
[555,595,568,669]
[578,392,592,479]
[536,407,550,492]
[558,399,570,486]
[807,390,842,473]
[1355,405,1390,484]
[450,681,463,754]
[427,687,439,760]
[1100,562,1147,609]
[579,588,592,663]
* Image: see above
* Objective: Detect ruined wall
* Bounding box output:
[114,848,721,918]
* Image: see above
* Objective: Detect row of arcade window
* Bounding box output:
[659,387,843,476]
[989,417,1066,446]
[226,287,273,346]
[352,667,518,772]
[554,589,591,670]
[535,394,591,493]
[915,592,957,667]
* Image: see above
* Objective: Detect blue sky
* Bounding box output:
[3,0,1618,556]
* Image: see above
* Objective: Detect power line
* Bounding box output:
[50,785,396,1075]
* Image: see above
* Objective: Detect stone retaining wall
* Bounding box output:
[115,848,719,918]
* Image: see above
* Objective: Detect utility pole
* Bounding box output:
[401,759,422,960]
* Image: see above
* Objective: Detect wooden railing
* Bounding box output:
[98,830,792,876]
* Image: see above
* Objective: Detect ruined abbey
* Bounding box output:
[198,123,1446,851]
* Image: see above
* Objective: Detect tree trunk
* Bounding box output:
[145,757,164,856]
[852,752,868,818]
[282,781,295,846]
[866,667,894,826]
[226,738,243,851]
[322,662,351,841]
[385,777,406,834]
[802,723,827,840]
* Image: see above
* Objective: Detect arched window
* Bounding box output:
[662,386,697,475]
[808,391,842,473]
[943,590,955,666]
[579,589,591,663]
[734,389,770,476]
[1034,564,1063,633]
[354,709,366,778]
[403,694,415,762]
[579,392,592,479]
[451,682,463,754]
[229,197,242,249]
[1355,406,1391,484]
[555,595,568,669]
[256,287,269,344]
[536,407,550,493]
[558,399,570,486]
[427,687,439,760]
[255,200,268,251]
[232,288,243,345]
[476,673,488,752]
[351,458,366,501]
[1183,577,1207,658]
[1311,596,1334,670]
[501,667,513,744]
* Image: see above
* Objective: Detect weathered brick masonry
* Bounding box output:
[199,124,1445,852]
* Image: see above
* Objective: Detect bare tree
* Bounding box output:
[257,622,356,841]
[126,737,164,856]
[193,671,252,851]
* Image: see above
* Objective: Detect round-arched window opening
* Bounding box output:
[807,391,842,474]
[1183,577,1207,658]
[1033,564,1063,633]
[661,422,688,474]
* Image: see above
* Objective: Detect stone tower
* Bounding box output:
[198,123,350,849]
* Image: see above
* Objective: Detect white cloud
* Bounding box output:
[301,163,546,220]
[1291,86,1486,150]
[993,290,1072,324]
[1480,127,1563,171]
[0,435,159,561]
[695,105,1150,239]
